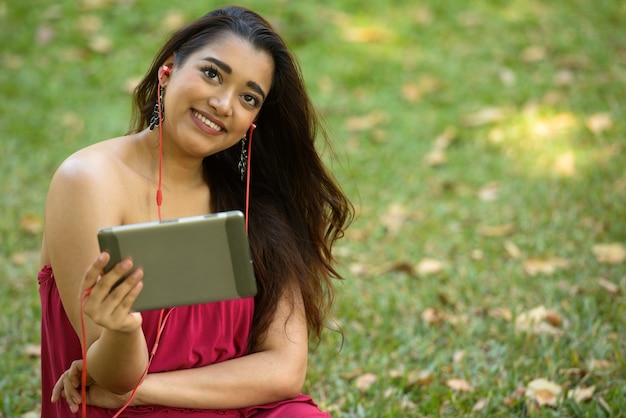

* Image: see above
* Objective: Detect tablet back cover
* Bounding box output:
[98,211,256,311]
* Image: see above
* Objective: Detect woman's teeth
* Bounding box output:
[193,110,223,131]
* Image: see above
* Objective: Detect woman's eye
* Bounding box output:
[242,94,259,107]
[204,66,220,82]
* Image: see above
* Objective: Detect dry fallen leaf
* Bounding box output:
[413,7,433,25]
[453,350,465,363]
[504,240,522,259]
[554,151,576,177]
[478,223,515,237]
[407,369,434,387]
[61,112,85,135]
[81,0,111,9]
[489,307,512,321]
[12,251,39,266]
[598,278,620,295]
[432,126,457,150]
[543,310,563,327]
[20,214,43,235]
[400,395,418,410]
[523,257,569,276]
[515,306,565,336]
[504,386,526,406]
[163,10,186,31]
[589,359,612,370]
[11,252,29,266]
[521,45,548,62]
[119,77,141,94]
[402,76,443,103]
[446,378,474,392]
[340,368,364,380]
[554,69,575,86]
[530,113,576,138]
[499,68,516,86]
[380,203,408,235]
[478,182,500,201]
[343,26,392,43]
[471,249,483,260]
[422,307,445,326]
[348,263,370,277]
[424,149,447,166]
[526,378,561,407]
[401,83,422,103]
[424,126,457,167]
[24,344,41,357]
[2,52,24,69]
[384,261,416,276]
[416,258,444,276]
[345,111,387,131]
[586,113,613,134]
[472,398,488,412]
[36,24,55,45]
[557,54,591,69]
[355,373,378,391]
[463,107,507,127]
[591,243,626,264]
[560,365,586,375]
[567,386,595,404]
[76,15,103,35]
[89,35,113,54]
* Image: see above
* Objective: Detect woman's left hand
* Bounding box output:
[51,359,133,412]
[51,359,90,413]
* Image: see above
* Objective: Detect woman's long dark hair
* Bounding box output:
[130,6,353,351]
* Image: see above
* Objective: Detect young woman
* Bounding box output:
[39,6,352,417]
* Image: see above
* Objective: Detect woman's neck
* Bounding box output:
[138,129,206,191]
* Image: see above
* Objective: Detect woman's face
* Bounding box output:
[160,33,274,158]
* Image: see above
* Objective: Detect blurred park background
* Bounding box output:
[1,0,625,416]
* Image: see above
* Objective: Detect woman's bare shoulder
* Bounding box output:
[50,137,134,190]
[44,136,141,220]
[41,136,142,265]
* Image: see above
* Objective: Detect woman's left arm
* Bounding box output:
[134,282,309,409]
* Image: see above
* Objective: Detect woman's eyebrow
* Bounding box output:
[202,57,267,100]
[202,57,232,74]
[248,81,266,100]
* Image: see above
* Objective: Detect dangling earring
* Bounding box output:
[238,137,248,182]
[239,124,257,183]
[149,85,165,131]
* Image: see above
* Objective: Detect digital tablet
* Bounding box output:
[97,210,257,311]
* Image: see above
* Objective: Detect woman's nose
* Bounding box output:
[208,91,234,116]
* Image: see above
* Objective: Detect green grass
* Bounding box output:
[1,0,625,416]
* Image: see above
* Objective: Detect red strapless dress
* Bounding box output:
[38,265,329,417]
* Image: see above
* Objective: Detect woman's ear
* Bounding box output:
[158,64,172,86]
[158,56,175,85]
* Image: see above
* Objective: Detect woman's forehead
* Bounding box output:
[185,34,274,89]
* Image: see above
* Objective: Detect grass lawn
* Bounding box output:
[1,0,625,416]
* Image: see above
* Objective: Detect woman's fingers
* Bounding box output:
[83,255,134,302]
[81,255,144,332]
[80,252,111,294]
[51,360,84,413]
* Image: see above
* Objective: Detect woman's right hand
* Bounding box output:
[81,252,144,333]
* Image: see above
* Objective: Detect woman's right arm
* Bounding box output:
[44,152,149,393]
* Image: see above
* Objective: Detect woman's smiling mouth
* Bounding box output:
[192,109,224,132]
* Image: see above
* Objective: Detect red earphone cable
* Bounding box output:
[79,289,91,417]
[110,308,172,418]
[79,86,252,417]
[79,74,170,417]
